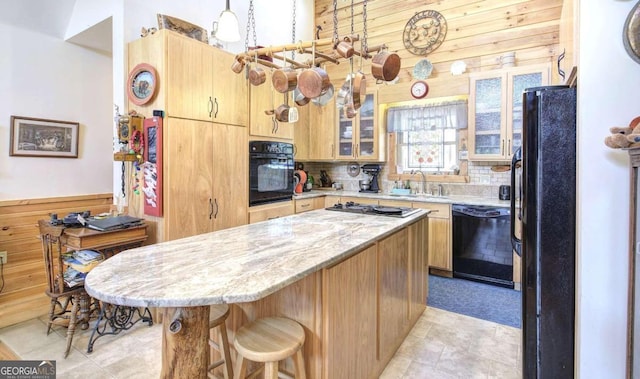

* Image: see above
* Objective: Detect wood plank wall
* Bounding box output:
[0,194,114,328]
[314,0,564,102]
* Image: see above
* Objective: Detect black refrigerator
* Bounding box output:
[510,85,577,379]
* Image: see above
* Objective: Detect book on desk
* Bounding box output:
[85,215,144,232]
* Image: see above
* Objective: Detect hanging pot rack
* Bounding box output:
[231,35,386,71]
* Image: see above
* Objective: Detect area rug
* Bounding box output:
[427,275,521,328]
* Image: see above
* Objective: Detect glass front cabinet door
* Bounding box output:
[468,64,549,161]
[336,92,379,161]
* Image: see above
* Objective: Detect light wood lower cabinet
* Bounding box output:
[294,197,325,213]
[413,202,452,273]
[230,219,428,378]
[322,244,377,379]
[248,201,294,223]
[378,228,410,364]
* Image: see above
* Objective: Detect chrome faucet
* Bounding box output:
[410,169,427,194]
[437,184,444,197]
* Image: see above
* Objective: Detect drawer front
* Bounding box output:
[412,202,450,219]
[295,198,324,213]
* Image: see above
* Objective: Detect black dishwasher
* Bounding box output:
[452,204,513,288]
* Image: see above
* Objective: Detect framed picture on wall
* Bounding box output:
[9,116,79,158]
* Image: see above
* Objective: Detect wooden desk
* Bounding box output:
[60,222,152,352]
[62,224,148,257]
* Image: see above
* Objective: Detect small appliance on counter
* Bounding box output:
[294,169,307,194]
[360,164,381,193]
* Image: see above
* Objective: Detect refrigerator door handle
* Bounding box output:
[511,147,522,256]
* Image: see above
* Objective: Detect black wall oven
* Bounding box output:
[249,141,294,206]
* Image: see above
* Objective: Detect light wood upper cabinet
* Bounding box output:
[336,91,382,161]
[165,32,248,127]
[308,97,336,160]
[468,64,550,161]
[249,69,294,140]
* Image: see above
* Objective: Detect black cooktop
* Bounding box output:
[325,202,421,218]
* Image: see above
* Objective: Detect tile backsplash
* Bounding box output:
[298,160,511,199]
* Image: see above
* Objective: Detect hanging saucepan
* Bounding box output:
[231,56,245,74]
[335,37,354,59]
[298,67,331,99]
[343,90,357,119]
[249,64,266,86]
[371,49,401,82]
[293,87,310,106]
[275,92,291,122]
[272,67,298,93]
[311,83,334,106]
[336,74,352,110]
[352,70,366,111]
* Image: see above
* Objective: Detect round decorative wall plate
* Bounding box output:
[624,1,640,64]
[413,59,433,79]
[347,162,360,177]
[127,63,158,106]
[403,10,447,56]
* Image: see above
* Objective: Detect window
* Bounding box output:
[387,99,467,174]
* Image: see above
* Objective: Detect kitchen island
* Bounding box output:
[85,208,430,378]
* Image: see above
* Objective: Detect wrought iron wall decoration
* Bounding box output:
[403,10,447,56]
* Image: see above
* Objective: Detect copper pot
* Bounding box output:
[293,87,310,106]
[275,104,291,122]
[352,71,366,111]
[336,41,354,59]
[371,51,401,82]
[231,57,245,74]
[272,68,298,93]
[248,65,266,86]
[298,67,331,99]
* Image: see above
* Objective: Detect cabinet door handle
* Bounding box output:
[355,143,359,157]
[331,144,334,158]
[507,139,511,155]
[213,198,219,219]
[213,98,219,118]
[501,139,505,156]
[300,203,310,208]
[208,97,214,118]
[209,198,214,219]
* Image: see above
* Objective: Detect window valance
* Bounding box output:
[386,99,468,132]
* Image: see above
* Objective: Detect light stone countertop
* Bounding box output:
[294,190,511,208]
[85,208,429,308]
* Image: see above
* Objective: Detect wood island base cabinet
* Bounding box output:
[221,218,429,379]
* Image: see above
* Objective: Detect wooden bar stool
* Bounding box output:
[233,317,306,379]
[208,304,234,379]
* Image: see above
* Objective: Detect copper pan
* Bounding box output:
[298,67,331,99]
[272,67,298,93]
[371,50,401,82]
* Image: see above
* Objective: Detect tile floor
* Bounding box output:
[0,306,521,378]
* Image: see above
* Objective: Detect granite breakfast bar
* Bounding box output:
[85,208,430,378]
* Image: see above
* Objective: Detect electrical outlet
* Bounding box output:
[0,251,7,264]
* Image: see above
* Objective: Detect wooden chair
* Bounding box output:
[38,219,94,358]
[233,317,306,379]
[208,304,234,379]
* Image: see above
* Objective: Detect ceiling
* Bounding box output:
[0,0,112,55]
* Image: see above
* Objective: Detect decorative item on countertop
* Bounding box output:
[604,115,640,149]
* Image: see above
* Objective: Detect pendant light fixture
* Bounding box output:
[213,0,240,42]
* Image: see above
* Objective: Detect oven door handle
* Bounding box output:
[510,148,522,256]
